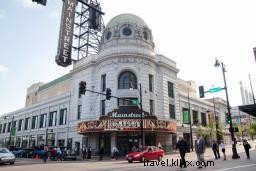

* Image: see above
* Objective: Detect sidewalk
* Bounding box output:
[165,140,256,161]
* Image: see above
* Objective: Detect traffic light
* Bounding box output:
[199,86,205,98]
[32,0,47,6]
[106,88,111,100]
[79,81,86,96]
[226,113,231,124]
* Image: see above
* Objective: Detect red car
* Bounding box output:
[126,146,165,163]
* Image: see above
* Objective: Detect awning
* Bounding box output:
[238,104,256,117]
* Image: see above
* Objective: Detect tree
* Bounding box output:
[248,122,256,140]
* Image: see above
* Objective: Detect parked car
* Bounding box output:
[0,147,16,165]
[12,147,25,158]
[126,146,165,163]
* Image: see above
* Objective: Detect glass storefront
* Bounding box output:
[21,136,28,148]
[47,133,55,147]
[57,139,65,147]
[29,135,36,148]
[98,133,111,155]
[116,133,140,155]
[37,134,44,146]
[16,136,21,147]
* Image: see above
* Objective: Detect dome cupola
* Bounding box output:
[98,13,155,57]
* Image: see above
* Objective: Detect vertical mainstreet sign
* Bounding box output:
[55,0,77,67]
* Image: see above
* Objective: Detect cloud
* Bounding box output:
[0,64,8,72]
[17,0,40,8]
[49,11,60,18]
[0,9,5,19]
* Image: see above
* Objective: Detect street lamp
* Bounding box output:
[130,83,144,147]
[139,84,144,147]
[214,58,240,159]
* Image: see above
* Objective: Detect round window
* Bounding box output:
[143,31,148,40]
[105,31,112,40]
[122,27,132,36]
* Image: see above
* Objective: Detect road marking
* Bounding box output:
[215,164,256,171]
[111,166,145,171]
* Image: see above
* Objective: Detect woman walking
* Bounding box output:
[220,141,226,160]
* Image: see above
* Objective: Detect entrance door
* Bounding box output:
[117,133,139,156]
[99,133,111,155]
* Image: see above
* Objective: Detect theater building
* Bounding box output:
[73,13,179,155]
[0,13,229,155]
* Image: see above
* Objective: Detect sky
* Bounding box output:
[0,0,256,115]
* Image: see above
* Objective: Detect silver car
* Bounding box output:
[0,148,15,165]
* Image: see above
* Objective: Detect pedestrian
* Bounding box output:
[176,136,188,168]
[132,145,137,152]
[43,145,49,163]
[158,142,162,149]
[219,140,226,160]
[87,146,92,159]
[212,140,219,160]
[51,147,57,160]
[112,146,119,160]
[56,147,62,161]
[195,134,206,168]
[82,145,87,160]
[99,146,104,160]
[243,139,251,159]
[216,141,220,159]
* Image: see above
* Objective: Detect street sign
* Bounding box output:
[132,99,139,105]
[183,111,190,124]
[55,0,77,67]
[209,87,222,93]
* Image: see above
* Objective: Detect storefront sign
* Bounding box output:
[109,112,145,118]
[56,0,77,67]
[77,119,177,133]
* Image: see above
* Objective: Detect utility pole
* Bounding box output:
[188,89,193,151]
[139,83,144,147]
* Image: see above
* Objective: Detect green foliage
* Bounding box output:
[248,122,256,139]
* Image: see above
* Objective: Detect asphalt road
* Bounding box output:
[1,150,256,171]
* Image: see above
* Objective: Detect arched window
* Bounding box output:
[118,71,137,89]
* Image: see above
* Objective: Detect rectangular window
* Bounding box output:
[201,112,207,126]
[169,104,175,119]
[49,111,57,127]
[101,74,106,92]
[59,108,67,125]
[101,100,105,116]
[0,124,2,134]
[39,114,47,128]
[13,121,17,128]
[77,105,82,120]
[31,116,38,129]
[24,117,31,130]
[168,81,174,98]
[18,119,23,131]
[149,99,154,115]
[7,122,11,133]
[149,75,154,92]
[3,123,7,133]
[192,110,199,125]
